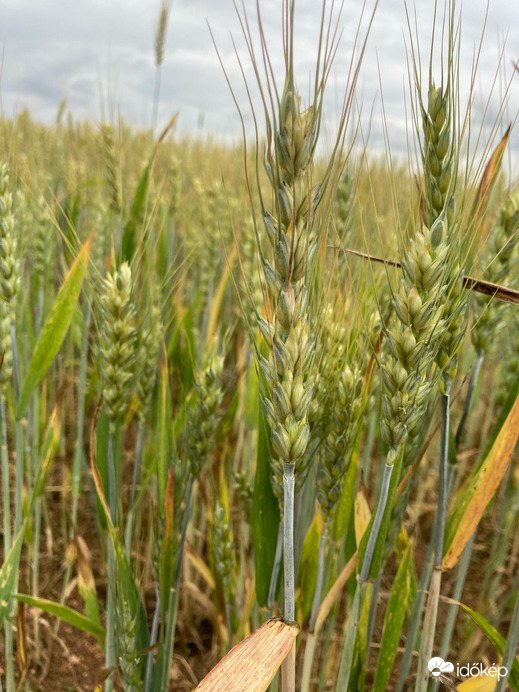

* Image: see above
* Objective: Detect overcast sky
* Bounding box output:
[0,0,518,167]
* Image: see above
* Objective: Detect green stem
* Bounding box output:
[144,584,161,692]
[31,291,43,662]
[124,419,144,559]
[396,539,435,692]
[415,568,442,692]
[414,379,452,692]
[436,380,452,566]
[360,461,394,584]
[1,395,15,692]
[301,521,330,692]
[1,395,11,564]
[366,572,382,662]
[71,302,92,529]
[281,461,296,692]
[225,602,232,651]
[495,590,519,692]
[9,320,19,405]
[337,458,394,689]
[268,523,283,610]
[309,522,328,632]
[439,531,476,662]
[105,428,116,692]
[282,462,295,622]
[173,473,194,588]
[161,587,178,692]
[337,583,364,689]
[10,318,23,538]
[14,421,23,536]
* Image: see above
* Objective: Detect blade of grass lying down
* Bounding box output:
[372,543,412,692]
[14,594,105,643]
[442,392,519,569]
[193,618,299,692]
[15,232,94,419]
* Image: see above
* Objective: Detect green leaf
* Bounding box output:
[244,360,259,430]
[90,418,149,655]
[0,525,25,625]
[160,469,176,621]
[121,161,151,263]
[480,372,519,466]
[459,603,519,691]
[121,115,177,264]
[14,594,105,641]
[251,396,280,607]
[373,543,412,692]
[297,511,322,622]
[356,581,372,687]
[16,234,93,419]
[358,447,404,580]
[333,442,360,542]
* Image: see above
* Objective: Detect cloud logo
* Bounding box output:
[428,657,454,677]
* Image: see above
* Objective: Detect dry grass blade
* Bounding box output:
[338,247,519,306]
[473,124,512,244]
[194,618,299,692]
[315,553,358,634]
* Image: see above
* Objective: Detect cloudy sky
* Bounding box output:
[1,0,518,165]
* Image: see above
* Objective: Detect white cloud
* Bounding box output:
[0,0,517,166]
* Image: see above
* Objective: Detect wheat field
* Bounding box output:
[0,1,518,691]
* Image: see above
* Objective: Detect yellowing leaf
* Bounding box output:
[185,543,216,589]
[443,393,519,570]
[458,676,497,691]
[355,489,372,547]
[475,124,512,243]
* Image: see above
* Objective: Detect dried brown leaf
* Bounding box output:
[194,618,299,692]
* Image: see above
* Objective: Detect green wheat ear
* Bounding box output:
[0,164,21,391]
[472,190,519,354]
[98,262,137,427]
[100,123,121,215]
[184,349,224,477]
